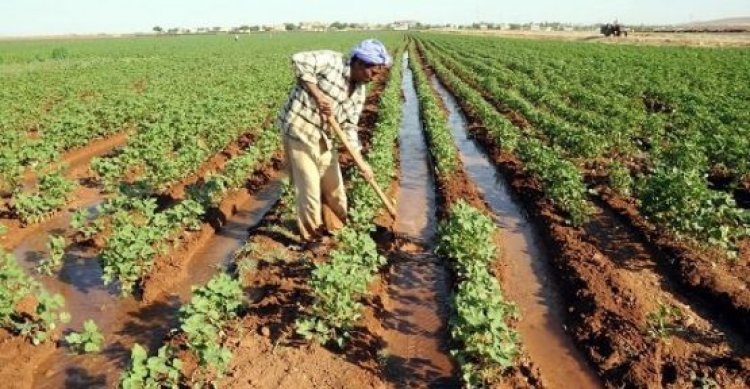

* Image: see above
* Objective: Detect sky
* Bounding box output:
[1,0,748,37]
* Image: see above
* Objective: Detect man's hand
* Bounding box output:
[300,80,333,125]
[314,94,333,124]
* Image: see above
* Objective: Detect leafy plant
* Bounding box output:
[646,302,685,341]
[14,290,70,345]
[37,235,66,276]
[120,344,182,389]
[1,248,70,345]
[608,161,633,197]
[65,319,104,354]
[438,201,520,385]
[179,273,243,375]
[11,167,76,225]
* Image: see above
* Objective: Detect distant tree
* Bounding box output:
[284,23,297,31]
[250,25,261,32]
[238,25,250,32]
[212,26,222,32]
[167,27,179,34]
[330,21,346,30]
[152,26,163,33]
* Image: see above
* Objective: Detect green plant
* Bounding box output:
[608,161,633,197]
[14,290,70,345]
[120,344,182,389]
[65,319,104,354]
[437,201,520,385]
[37,235,66,276]
[638,166,749,257]
[646,302,685,341]
[11,167,76,225]
[179,273,243,375]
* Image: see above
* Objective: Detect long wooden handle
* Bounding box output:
[327,116,397,218]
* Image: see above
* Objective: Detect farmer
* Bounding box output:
[277,39,391,245]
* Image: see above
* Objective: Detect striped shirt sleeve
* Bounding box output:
[291,51,338,85]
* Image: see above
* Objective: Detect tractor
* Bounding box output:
[601,22,628,37]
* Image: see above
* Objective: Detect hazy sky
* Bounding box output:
[1,0,748,36]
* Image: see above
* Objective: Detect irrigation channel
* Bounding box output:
[15,178,282,387]
[429,74,601,388]
[380,55,456,386]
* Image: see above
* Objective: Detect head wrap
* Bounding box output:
[350,39,392,67]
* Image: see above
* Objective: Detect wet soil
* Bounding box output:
[422,45,750,387]
[1,131,130,249]
[18,177,279,388]
[431,74,601,388]
[371,56,458,388]
[141,161,282,301]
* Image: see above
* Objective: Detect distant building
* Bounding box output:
[392,22,409,31]
[300,22,327,31]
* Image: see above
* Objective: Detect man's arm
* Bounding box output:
[292,51,336,121]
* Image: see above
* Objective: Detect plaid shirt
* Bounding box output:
[277,50,366,152]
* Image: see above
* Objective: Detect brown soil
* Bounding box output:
[140,155,282,302]
[427,55,750,386]
[174,198,388,388]
[597,188,750,339]
[0,330,56,388]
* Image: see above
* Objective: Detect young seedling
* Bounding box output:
[37,235,66,276]
[65,319,104,354]
[646,302,685,341]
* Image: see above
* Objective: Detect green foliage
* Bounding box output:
[120,344,182,389]
[37,234,66,276]
[419,41,591,226]
[65,319,104,354]
[607,161,633,197]
[50,47,69,60]
[100,199,205,296]
[646,302,685,341]
[437,201,520,386]
[417,33,750,245]
[14,290,70,345]
[297,227,386,346]
[11,167,76,225]
[190,128,280,207]
[638,166,749,257]
[1,249,69,345]
[517,139,592,226]
[408,48,459,177]
[179,273,243,375]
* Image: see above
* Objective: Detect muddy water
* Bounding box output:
[395,57,437,243]
[430,75,602,388]
[15,181,281,388]
[381,55,457,387]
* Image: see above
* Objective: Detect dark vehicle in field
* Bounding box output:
[601,22,628,37]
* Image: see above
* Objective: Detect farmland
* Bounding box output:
[1,30,749,388]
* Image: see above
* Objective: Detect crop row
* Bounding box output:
[409,46,521,386]
[419,36,749,256]
[417,42,592,226]
[0,247,69,345]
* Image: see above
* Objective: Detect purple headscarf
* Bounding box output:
[350,39,392,67]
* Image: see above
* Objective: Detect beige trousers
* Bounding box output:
[284,135,347,242]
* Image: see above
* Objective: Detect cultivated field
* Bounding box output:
[1,32,748,388]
